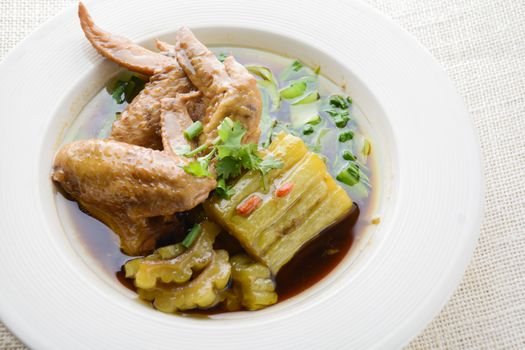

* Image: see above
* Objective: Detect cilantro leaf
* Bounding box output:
[258,155,284,176]
[217,117,246,158]
[182,150,215,178]
[216,156,242,179]
[239,143,261,170]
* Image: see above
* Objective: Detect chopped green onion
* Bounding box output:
[362,139,371,156]
[310,128,331,153]
[107,73,146,104]
[292,92,320,105]
[257,80,281,112]
[217,52,228,63]
[216,178,235,199]
[313,65,321,74]
[262,119,278,148]
[247,65,281,112]
[115,112,122,120]
[182,224,202,248]
[111,81,126,104]
[342,151,356,161]
[290,102,319,127]
[307,115,322,125]
[280,80,307,99]
[336,164,360,186]
[329,95,352,109]
[184,121,203,140]
[246,65,278,86]
[327,109,350,128]
[291,60,303,71]
[338,131,354,142]
[353,134,372,163]
[280,60,305,81]
[303,124,315,135]
[334,114,350,128]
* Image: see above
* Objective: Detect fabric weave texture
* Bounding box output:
[0,0,524,349]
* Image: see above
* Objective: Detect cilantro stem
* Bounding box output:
[183,143,209,157]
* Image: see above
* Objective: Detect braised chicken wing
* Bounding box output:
[52,99,216,255]
[79,3,203,150]
[175,27,262,145]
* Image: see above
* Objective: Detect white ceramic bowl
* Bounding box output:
[0,0,482,349]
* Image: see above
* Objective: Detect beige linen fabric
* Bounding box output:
[0,0,524,349]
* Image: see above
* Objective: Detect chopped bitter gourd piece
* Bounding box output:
[230,254,277,310]
[125,221,220,289]
[124,244,186,278]
[138,250,231,312]
[204,133,353,273]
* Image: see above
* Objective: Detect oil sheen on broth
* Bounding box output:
[56,46,376,311]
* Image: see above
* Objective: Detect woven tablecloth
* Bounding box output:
[1,0,524,348]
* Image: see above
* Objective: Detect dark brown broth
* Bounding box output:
[276,204,359,301]
[112,203,360,314]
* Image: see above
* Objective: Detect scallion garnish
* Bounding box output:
[303,124,315,135]
[329,95,352,109]
[338,131,354,142]
[217,52,228,63]
[307,115,322,125]
[342,150,356,161]
[280,80,307,99]
[184,121,203,140]
[292,92,320,105]
[182,224,202,248]
[336,164,360,187]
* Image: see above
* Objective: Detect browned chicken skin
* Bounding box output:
[79,2,204,150]
[175,27,262,145]
[111,65,195,150]
[78,2,172,75]
[52,100,216,255]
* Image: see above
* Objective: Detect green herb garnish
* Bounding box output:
[303,124,314,135]
[182,224,202,248]
[329,95,352,109]
[342,150,356,161]
[217,52,228,63]
[182,149,215,178]
[307,115,322,125]
[182,118,283,194]
[338,131,354,142]
[184,121,203,140]
[215,178,235,199]
[291,60,303,71]
[280,80,307,99]
[292,91,320,105]
[109,75,146,104]
[183,143,209,158]
[336,164,360,187]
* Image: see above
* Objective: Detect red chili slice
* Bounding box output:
[275,182,294,197]
[236,195,262,217]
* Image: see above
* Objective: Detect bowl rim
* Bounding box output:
[0,0,483,349]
